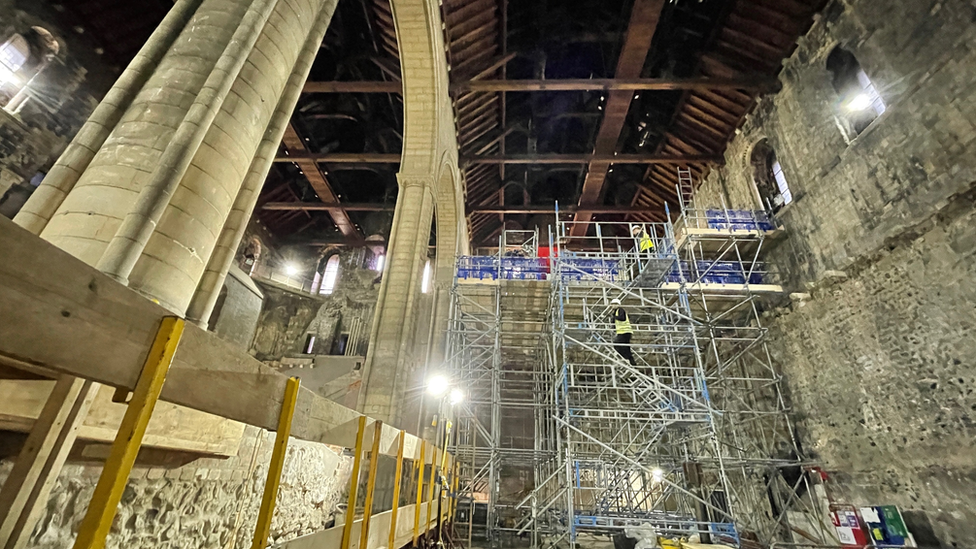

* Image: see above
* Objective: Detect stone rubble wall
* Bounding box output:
[251,247,381,363]
[764,191,975,547]
[695,0,976,546]
[6,427,353,549]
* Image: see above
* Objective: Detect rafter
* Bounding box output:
[301,76,779,94]
[281,124,360,238]
[272,153,721,165]
[263,202,395,212]
[570,0,668,237]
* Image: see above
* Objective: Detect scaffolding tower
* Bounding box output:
[446,186,832,549]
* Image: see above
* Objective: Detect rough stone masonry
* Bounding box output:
[697,0,976,546]
[0,428,352,549]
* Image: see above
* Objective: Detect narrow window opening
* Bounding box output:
[331,333,349,356]
[0,28,60,114]
[827,47,885,137]
[421,260,432,293]
[771,161,793,206]
[750,139,792,214]
[320,255,340,295]
[375,254,385,272]
[303,334,316,354]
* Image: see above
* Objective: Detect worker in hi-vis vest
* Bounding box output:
[631,225,654,253]
[610,298,636,366]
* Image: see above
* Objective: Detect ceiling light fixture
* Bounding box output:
[427,374,449,396]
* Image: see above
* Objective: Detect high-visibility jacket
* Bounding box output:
[614,307,633,335]
[638,233,654,252]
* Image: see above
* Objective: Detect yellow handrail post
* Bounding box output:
[358,420,383,549]
[249,377,301,549]
[424,447,438,536]
[388,430,405,549]
[449,461,460,523]
[437,427,450,538]
[412,441,426,547]
[72,316,185,549]
[341,416,368,549]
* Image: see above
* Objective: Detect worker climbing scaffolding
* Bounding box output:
[632,224,654,253]
[611,298,636,366]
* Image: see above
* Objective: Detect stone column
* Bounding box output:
[359,177,435,425]
[185,0,340,327]
[41,0,337,314]
[426,198,459,371]
[426,280,452,369]
[13,0,204,235]
[94,0,280,285]
[40,0,254,266]
[0,2,340,546]
[122,0,335,314]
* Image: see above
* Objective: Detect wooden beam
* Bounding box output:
[452,76,779,93]
[282,124,361,238]
[278,501,445,549]
[0,217,422,461]
[262,202,395,212]
[271,152,720,165]
[571,0,667,237]
[301,77,778,94]
[273,152,401,163]
[474,125,519,156]
[287,238,372,247]
[467,52,518,82]
[302,81,402,93]
[468,205,670,215]
[0,376,97,548]
[461,154,722,165]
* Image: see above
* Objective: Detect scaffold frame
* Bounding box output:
[445,189,837,549]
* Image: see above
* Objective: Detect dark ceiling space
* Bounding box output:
[60,0,827,249]
[18,0,171,91]
[259,0,403,246]
[437,0,825,247]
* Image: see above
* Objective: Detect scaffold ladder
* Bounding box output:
[677,167,695,213]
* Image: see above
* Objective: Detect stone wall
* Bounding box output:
[0,0,110,218]
[251,247,381,363]
[695,0,976,545]
[766,190,975,547]
[4,427,353,548]
[209,266,265,350]
[699,0,976,285]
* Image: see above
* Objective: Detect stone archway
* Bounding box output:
[357,0,465,428]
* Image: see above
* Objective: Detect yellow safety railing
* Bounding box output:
[0,219,457,549]
[68,318,457,549]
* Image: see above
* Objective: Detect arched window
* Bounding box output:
[240,237,261,275]
[320,255,340,295]
[750,139,792,213]
[0,27,60,114]
[827,47,885,137]
[421,260,432,293]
